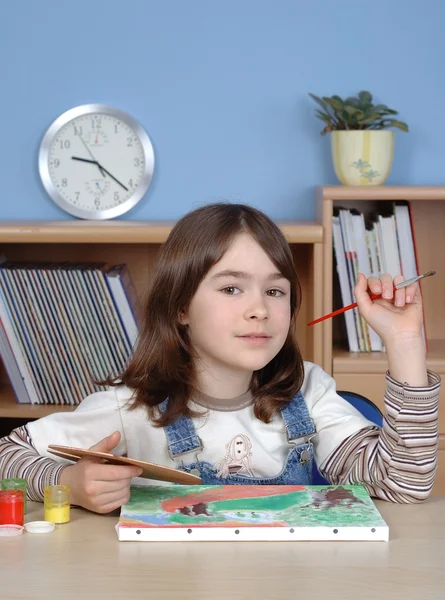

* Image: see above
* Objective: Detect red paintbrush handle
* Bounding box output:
[307,291,382,327]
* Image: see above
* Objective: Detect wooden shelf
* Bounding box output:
[276,222,323,243]
[333,339,445,374]
[0,386,76,419]
[0,220,323,245]
[317,185,445,202]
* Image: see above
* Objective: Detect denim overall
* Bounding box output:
[160,390,316,485]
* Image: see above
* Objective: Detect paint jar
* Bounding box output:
[1,478,27,514]
[0,489,25,526]
[44,485,70,524]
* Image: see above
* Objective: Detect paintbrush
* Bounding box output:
[307,270,436,327]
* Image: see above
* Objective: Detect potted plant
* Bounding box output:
[309,90,408,186]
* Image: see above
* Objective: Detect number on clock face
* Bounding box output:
[47,113,146,213]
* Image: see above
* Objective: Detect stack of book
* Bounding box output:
[0,262,142,405]
[333,201,421,352]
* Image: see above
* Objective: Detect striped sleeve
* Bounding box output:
[320,370,441,503]
[0,425,67,502]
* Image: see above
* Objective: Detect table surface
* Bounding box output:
[1,497,444,600]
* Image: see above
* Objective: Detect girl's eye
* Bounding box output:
[221,286,241,295]
[267,289,285,297]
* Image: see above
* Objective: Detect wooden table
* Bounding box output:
[1,498,444,600]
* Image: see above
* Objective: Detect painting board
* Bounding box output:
[47,445,202,484]
[117,484,389,542]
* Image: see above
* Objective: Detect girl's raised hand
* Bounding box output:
[354,273,425,347]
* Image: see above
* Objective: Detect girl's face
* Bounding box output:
[182,233,291,380]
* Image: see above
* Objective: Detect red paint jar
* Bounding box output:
[0,489,24,526]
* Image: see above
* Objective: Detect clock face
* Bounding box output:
[38,104,154,220]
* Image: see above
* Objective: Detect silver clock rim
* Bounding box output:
[38,104,155,220]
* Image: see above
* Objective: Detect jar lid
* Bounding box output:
[0,524,24,536]
[24,521,55,534]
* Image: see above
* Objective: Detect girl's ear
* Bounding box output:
[179,310,189,326]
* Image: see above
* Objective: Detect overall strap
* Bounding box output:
[159,398,203,460]
[280,391,316,443]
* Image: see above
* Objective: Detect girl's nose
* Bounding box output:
[244,295,269,320]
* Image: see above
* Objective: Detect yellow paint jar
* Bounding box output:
[44,485,70,524]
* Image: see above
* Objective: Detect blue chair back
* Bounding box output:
[312,390,383,485]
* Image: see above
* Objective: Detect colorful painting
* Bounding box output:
[117,484,389,542]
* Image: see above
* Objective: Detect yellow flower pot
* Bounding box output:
[331,130,395,186]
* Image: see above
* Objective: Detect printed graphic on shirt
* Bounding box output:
[214,433,255,478]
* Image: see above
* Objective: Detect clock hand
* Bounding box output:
[96,165,128,191]
[71,156,129,191]
[72,156,97,165]
[79,134,106,178]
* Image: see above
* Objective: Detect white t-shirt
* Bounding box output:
[27,361,373,483]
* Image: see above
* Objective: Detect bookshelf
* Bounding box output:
[0,220,324,420]
[316,185,445,495]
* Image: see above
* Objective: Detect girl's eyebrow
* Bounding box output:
[210,269,286,281]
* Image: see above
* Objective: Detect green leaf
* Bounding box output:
[387,119,409,132]
[323,97,344,111]
[331,94,345,105]
[370,120,388,129]
[315,111,332,124]
[345,96,360,107]
[366,118,409,131]
[372,106,398,116]
[316,113,332,124]
[358,90,372,104]
[372,104,389,112]
[358,114,381,124]
[308,93,332,114]
[344,105,362,116]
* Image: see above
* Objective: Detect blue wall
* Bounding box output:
[2,0,444,221]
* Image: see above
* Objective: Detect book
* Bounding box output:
[0,284,40,404]
[338,209,367,351]
[394,201,428,352]
[0,318,31,404]
[105,264,142,348]
[350,211,382,351]
[332,215,359,352]
[0,267,47,404]
[116,484,389,542]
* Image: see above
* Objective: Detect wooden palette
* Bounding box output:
[47,445,202,485]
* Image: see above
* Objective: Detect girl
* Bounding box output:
[0,203,440,513]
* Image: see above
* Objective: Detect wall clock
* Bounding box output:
[38,104,155,220]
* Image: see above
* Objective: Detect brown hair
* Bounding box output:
[105,202,304,426]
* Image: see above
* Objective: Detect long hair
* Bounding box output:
[105,202,305,426]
